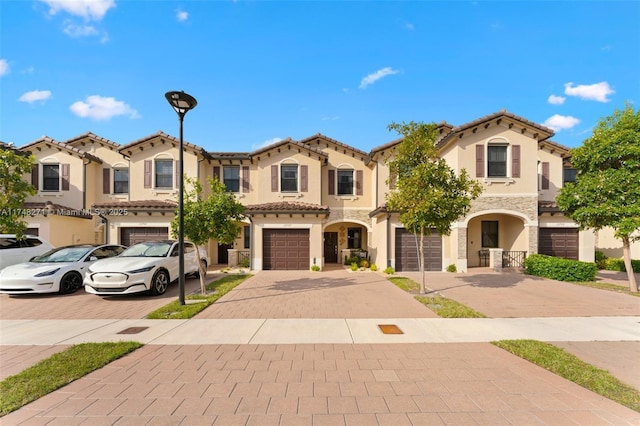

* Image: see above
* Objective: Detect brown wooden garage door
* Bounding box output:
[395,228,442,272]
[263,229,309,270]
[539,228,578,260]
[120,227,168,246]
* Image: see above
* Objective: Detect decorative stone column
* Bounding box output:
[489,248,503,272]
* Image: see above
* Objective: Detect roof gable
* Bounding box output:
[299,133,369,159]
[435,110,554,150]
[64,132,120,149]
[249,138,327,161]
[20,136,102,164]
[119,131,209,158]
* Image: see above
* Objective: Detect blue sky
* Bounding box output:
[1,1,638,153]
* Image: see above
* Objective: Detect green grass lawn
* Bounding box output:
[388,276,486,318]
[146,274,252,319]
[569,280,640,297]
[0,342,142,416]
[493,339,640,413]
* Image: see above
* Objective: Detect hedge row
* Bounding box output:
[595,252,640,272]
[523,254,598,282]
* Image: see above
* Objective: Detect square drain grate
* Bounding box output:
[378,324,403,334]
[117,326,149,335]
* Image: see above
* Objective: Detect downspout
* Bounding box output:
[386,212,391,267]
[248,215,253,271]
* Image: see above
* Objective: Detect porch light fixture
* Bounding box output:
[165,90,198,305]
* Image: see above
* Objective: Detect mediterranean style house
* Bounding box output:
[7,110,635,271]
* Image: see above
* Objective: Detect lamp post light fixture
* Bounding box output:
[165,90,198,305]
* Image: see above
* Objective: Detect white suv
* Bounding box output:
[0,234,54,271]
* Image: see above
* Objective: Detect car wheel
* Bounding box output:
[59,272,82,294]
[149,269,169,296]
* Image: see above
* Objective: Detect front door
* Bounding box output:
[218,243,233,264]
[324,232,338,263]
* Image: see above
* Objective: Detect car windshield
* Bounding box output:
[120,242,173,258]
[32,247,92,263]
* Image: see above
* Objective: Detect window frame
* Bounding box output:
[154,159,173,189]
[337,169,354,196]
[280,164,298,192]
[223,166,241,193]
[563,168,577,185]
[481,221,499,248]
[42,164,60,192]
[487,144,508,178]
[113,167,129,194]
[347,227,362,249]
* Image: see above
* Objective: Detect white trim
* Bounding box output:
[463,209,533,226]
[323,218,372,232]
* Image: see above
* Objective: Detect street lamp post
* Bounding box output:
[165,91,198,305]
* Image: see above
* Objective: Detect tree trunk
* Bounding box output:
[419,226,426,294]
[622,236,637,293]
[195,245,206,295]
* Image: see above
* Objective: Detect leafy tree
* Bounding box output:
[171,176,246,294]
[0,147,36,236]
[557,104,640,292]
[386,122,482,293]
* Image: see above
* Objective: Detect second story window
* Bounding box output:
[337,169,354,195]
[155,159,173,189]
[563,168,577,185]
[42,164,60,191]
[487,145,507,177]
[113,168,129,194]
[281,164,298,192]
[223,166,240,192]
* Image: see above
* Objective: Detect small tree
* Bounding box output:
[0,147,36,236]
[171,176,245,295]
[386,122,482,293]
[557,104,640,292]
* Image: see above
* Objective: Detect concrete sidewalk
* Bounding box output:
[1,316,639,346]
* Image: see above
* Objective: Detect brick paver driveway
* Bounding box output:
[0,274,216,320]
[196,269,438,319]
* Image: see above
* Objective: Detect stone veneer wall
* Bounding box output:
[327,209,373,228]
[468,196,538,221]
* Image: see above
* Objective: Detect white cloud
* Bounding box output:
[176,9,189,22]
[359,67,399,89]
[39,0,116,20]
[63,23,98,37]
[547,94,565,105]
[252,137,283,151]
[0,59,8,76]
[70,95,139,120]
[564,81,614,103]
[544,114,580,131]
[19,90,52,103]
[21,66,35,75]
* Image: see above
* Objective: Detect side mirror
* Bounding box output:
[88,256,98,262]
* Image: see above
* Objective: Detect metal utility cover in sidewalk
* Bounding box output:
[378,324,403,334]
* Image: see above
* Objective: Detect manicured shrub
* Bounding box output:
[383,266,395,275]
[350,262,359,271]
[595,251,608,269]
[446,264,457,273]
[370,263,378,271]
[311,265,320,271]
[360,259,370,268]
[523,254,597,282]
[603,257,640,273]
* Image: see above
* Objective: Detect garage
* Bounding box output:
[395,228,442,272]
[120,227,168,246]
[263,229,309,270]
[539,228,578,260]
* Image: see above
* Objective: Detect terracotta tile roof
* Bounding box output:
[20,136,103,164]
[64,132,120,148]
[92,200,177,211]
[1,141,28,155]
[298,133,369,157]
[22,202,92,219]
[538,139,571,157]
[119,131,209,158]
[209,152,251,160]
[249,137,327,158]
[435,110,554,148]
[245,201,329,214]
[368,122,454,158]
